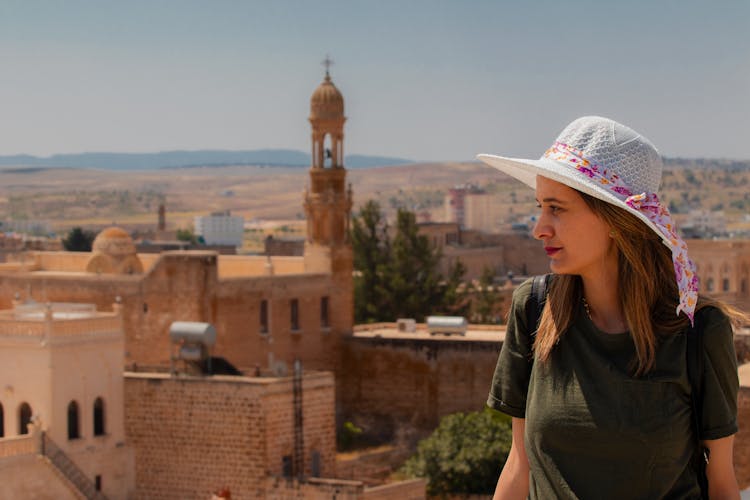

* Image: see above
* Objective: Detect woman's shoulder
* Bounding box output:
[510,275,546,311]
[696,304,732,333]
[695,304,735,355]
[513,276,535,300]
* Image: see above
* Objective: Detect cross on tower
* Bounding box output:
[322,55,334,77]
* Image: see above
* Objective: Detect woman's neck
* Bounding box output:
[581,273,627,334]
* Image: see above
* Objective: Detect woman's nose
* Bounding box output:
[533,214,552,241]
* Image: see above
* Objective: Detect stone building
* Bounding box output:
[418,222,550,282]
[0,300,135,499]
[0,71,354,380]
[689,239,750,312]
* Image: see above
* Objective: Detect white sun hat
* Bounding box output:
[477,116,698,323]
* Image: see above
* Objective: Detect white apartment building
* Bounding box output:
[194,210,244,246]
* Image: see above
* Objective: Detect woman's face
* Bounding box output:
[532,176,617,280]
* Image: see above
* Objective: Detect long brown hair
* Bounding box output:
[533,191,747,376]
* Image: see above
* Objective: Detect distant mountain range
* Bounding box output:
[0,149,415,171]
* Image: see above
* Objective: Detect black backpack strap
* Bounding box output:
[686,309,709,498]
[526,274,551,342]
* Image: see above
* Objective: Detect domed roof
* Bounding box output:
[92,226,136,257]
[310,73,344,120]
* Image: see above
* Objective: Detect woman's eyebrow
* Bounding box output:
[535,197,569,204]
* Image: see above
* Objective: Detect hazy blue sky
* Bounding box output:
[0,0,747,161]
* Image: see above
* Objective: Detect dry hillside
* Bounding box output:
[0,161,747,234]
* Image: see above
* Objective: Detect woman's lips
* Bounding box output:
[544,246,561,256]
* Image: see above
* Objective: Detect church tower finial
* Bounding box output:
[322,55,333,80]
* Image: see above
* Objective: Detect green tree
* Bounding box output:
[472,266,499,323]
[351,202,466,323]
[62,227,96,252]
[400,409,512,496]
[351,200,391,323]
[441,258,469,317]
[385,208,445,321]
[176,228,197,244]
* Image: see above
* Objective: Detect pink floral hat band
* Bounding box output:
[544,141,699,324]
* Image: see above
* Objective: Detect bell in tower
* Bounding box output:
[309,56,345,169]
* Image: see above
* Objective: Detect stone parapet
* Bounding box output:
[0,435,37,459]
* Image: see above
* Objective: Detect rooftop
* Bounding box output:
[353,322,504,343]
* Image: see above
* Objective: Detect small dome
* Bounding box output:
[92,226,136,257]
[310,74,344,120]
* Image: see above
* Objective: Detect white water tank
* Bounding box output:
[426,316,467,336]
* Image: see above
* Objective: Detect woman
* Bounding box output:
[478,116,746,499]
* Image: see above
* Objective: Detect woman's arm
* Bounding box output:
[493,417,530,500]
[704,435,739,500]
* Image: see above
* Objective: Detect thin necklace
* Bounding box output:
[582,297,593,320]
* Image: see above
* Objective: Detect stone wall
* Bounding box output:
[0,250,353,372]
[124,371,336,499]
[339,336,500,431]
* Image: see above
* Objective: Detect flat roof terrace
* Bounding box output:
[352,322,505,343]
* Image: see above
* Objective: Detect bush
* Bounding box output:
[337,421,364,451]
[400,408,512,496]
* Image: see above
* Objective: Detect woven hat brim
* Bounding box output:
[476,153,671,247]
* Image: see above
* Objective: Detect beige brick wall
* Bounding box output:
[124,371,336,499]
[339,337,500,431]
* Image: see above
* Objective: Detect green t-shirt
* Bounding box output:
[487,278,739,500]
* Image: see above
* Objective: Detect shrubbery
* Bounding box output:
[400,409,512,496]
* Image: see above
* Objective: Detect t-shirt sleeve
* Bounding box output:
[699,306,739,440]
[487,278,535,418]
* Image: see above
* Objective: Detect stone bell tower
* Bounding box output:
[303,62,353,329]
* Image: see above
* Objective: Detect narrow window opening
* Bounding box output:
[94,397,106,436]
[143,303,148,314]
[722,278,730,292]
[68,401,80,440]
[0,403,4,438]
[290,299,299,331]
[95,475,102,491]
[18,402,32,435]
[323,134,333,168]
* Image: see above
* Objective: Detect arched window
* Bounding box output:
[18,402,32,435]
[93,397,106,436]
[323,134,333,168]
[67,401,80,439]
[0,403,4,438]
[722,278,730,292]
[706,278,715,292]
